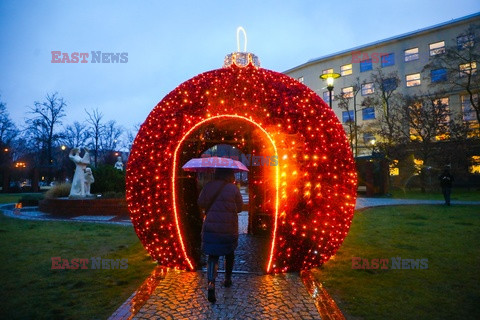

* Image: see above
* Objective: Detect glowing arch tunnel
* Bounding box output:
[126,53,357,273]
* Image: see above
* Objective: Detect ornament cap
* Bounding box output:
[223,52,261,68]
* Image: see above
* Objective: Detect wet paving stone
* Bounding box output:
[133,270,321,319]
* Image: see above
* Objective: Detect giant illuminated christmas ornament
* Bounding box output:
[127,29,357,273]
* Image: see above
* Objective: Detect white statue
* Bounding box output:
[84,167,94,196]
[69,147,91,197]
[114,156,124,171]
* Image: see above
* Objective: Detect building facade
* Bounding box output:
[284,12,480,188]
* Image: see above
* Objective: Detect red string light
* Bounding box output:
[127,60,357,273]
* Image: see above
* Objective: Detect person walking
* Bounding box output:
[439,166,454,206]
[198,168,243,303]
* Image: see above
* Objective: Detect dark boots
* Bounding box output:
[207,256,218,303]
[224,253,234,288]
[207,254,235,302]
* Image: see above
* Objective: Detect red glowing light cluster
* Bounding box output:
[126,59,357,273]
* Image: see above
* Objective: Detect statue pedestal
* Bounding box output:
[38,197,129,217]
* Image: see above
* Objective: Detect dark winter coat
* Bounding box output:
[439,171,454,188]
[198,180,243,256]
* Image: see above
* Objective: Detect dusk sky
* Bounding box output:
[1,1,479,133]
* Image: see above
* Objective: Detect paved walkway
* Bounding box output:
[2,198,480,319]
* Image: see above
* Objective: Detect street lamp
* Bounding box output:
[320,72,341,109]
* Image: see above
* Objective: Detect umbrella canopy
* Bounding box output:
[182,156,249,172]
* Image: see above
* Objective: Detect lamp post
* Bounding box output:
[320,73,341,109]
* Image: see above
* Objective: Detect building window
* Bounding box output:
[404,48,419,62]
[470,156,480,174]
[323,91,334,102]
[429,41,445,56]
[462,94,478,121]
[457,34,474,50]
[362,107,375,120]
[322,68,333,75]
[435,97,450,141]
[381,53,395,67]
[341,64,352,76]
[406,73,421,87]
[341,86,354,98]
[298,76,304,83]
[389,160,399,176]
[382,78,398,92]
[363,132,375,144]
[361,83,374,96]
[431,68,447,82]
[360,59,372,72]
[459,62,477,77]
[461,95,480,138]
[342,110,354,123]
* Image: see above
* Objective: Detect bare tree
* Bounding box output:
[423,24,480,125]
[0,98,18,149]
[62,121,89,148]
[362,68,404,159]
[123,123,141,153]
[85,108,104,167]
[100,120,123,161]
[336,78,362,156]
[0,98,19,191]
[25,92,66,182]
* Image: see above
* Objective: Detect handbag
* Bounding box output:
[204,182,227,215]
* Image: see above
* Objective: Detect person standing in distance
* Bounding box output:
[198,168,243,303]
[439,165,454,206]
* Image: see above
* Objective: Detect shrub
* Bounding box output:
[90,165,126,195]
[45,183,72,199]
[18,194,44,206]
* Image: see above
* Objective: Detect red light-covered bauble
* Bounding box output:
[127,52,357,273]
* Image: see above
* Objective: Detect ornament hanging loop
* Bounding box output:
[237,27,247,53]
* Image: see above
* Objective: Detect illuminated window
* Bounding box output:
[431,68,447,82]
[462,94,480,138]
[322,68,333,75]
[435,97,450,141]
[298,76,304,83]
[360,59,372,72]
[361,82,374,96]
[413,159,423,175]
[404,48,419,62]
[462,94,477,121]
[342,110,354,123]
[459,62,477,77]
[362,107,375,120]
[406,73,421,87]
[389,160,399,176]
[341,86,354,98]
[363,132,375,144]
[470,156,480,174]
[323,90,334,102]
[429,41,445,56]
[381,53,395,67]
[341,64,352,76]
[457,34,474,50]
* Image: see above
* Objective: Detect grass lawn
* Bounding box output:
[0,213,155,320]
[313,205,480,320]
[389,188,480,201]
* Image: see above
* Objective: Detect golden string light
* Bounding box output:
[127,54,357,273]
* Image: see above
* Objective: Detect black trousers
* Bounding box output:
[207,253,234,283]
[442,187,451,205]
